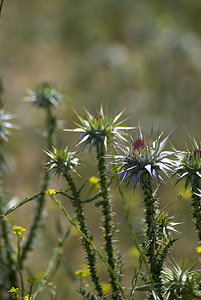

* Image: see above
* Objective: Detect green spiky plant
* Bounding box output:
[66,107,134,300]
[0,80,18,298]
[21,83,62,263]
[0,113,17,297]
[1,100,201,300]
[45,147,104,298]
[111,128,177,299]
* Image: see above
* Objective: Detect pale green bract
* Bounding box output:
[0,109,16,142]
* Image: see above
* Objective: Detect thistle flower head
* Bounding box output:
[65,107,134,152]
[0,109,16,142]
[162,262,201,299]
[25,83,63,109]
[45,147,80,177]
[112,128,174,189]
[174,138,201,189]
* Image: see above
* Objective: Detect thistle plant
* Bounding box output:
[46,147,103,298]
[174,138,201,243]
[0,108,18,296]
[21,83,62,262]
[1,96,201,300]
[67,107,133,299]
[112,128,175,299]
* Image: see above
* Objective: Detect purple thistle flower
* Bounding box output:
[111,128,174,189]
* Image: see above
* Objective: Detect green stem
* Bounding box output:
[17,236,25,298]
[0,0,5,17]
[50,195,125,299]
[191,177,201,243]
[140,175,163,300]
[116,174,151,277]
[32,226,71,300]
[97,144,120,300]
[21,108,56,263]
[65,172,103,298]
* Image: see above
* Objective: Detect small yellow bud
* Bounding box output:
[46,189,56,196]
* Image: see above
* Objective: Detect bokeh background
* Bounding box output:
[1,1,201,299]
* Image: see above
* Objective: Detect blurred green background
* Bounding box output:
[1,0,201,299]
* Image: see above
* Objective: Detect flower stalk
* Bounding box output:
[65,172,103,297]
[140,175,163,299]
[21,84,61,263]
[191,178,201,242]
[97,143,121,300]
[46,147,103,297]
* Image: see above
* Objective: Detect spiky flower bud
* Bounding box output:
[45,147,80,177]
[25,83,63,109]
[65,106,134,152]
[174,138,201,189]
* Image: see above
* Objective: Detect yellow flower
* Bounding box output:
[46,189,56,196]
[89,176,100,191]
[12,225,26,235]
[196,246,201,254]
[75,265,90,279]
[101,282,112,294]
[24,295,31,300]
[128,246,140,258]
[8,287,20,299]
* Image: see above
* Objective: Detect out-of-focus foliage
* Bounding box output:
[1,0,201,138]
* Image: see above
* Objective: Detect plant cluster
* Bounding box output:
[0,84,201,300]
